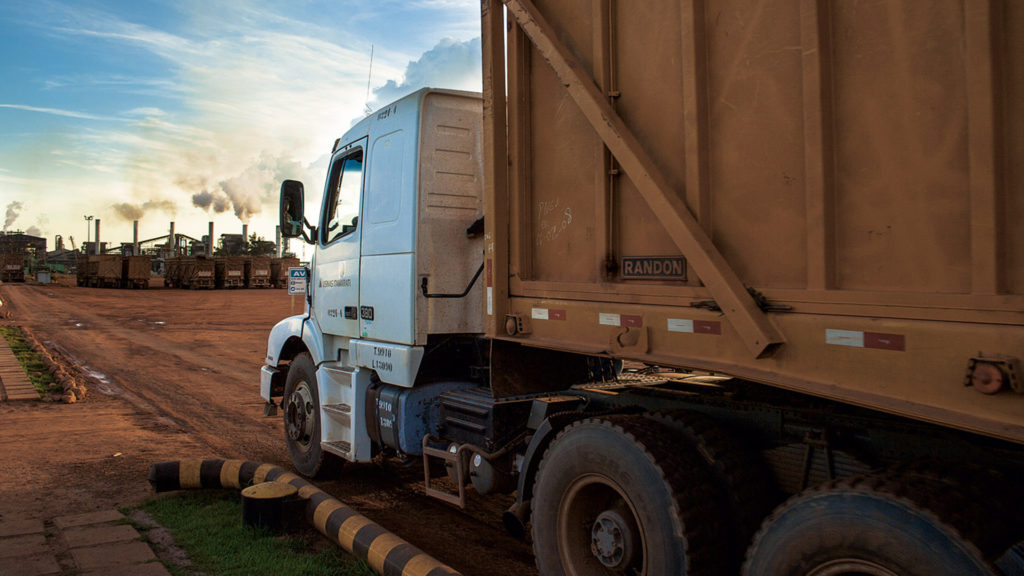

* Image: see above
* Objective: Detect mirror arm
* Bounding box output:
[301,218,317,245]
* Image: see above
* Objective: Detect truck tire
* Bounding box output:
[282,352,342,478]
[649,411,779,571]
[531,415,728,576]
[743,473,998,576]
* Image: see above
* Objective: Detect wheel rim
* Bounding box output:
[807,559,900,576]
[558,473,645,575]
[284,381,315,451]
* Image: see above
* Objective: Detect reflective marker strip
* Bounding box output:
[667,319,721,335]
[532,308,566,320]
[600,313,643,327]
[826,329,905,351]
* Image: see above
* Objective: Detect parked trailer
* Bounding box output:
[163,257,181,288]
[262,3,1024,575]
[122,256,151,289]
[215,256,247,289]
[270,257,299,288]
[76,255,91,286]
[247,256,272,288]
[1,253,25,283]
[90,255,121,288]
[179,256,215,290]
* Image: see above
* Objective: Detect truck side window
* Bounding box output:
[322,150,364,245]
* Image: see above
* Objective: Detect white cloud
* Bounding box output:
[2,1,481,243]
[0,104,107,120]
[371,37,482,108]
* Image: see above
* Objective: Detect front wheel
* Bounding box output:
[531,415,729,575]
[282,352,342,478]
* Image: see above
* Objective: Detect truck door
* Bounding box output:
[313,141,366,339]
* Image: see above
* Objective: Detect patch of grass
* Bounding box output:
[0,325,57,396]
[137,490,375,576]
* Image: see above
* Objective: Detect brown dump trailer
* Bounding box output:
[88,255,122,288]
[264,2,1024,575]
[247,256,271,288]
[179,256,215,289]
[76,255,89,286]
[270,257,299,288]
[476,1,1024,573]
[121,256,151,289]
[1,253,25,283]
[215,256,247,289]
[163,257,181,287]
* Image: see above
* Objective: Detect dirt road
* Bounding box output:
[0,279,535,575]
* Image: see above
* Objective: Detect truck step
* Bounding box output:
[421,438,468,508]
[322,403,352,427]
[322,441,351,457]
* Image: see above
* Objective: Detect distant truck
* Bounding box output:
[270,257,299,288]
[121,256,151,289]
[163,257,182,288]
[215,256,247,289]
[261,3,1024,575]
[1,253,25,282]
[179,256,215,290]
[247,256,272,288]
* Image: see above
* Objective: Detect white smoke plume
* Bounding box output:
[3,201,22,231]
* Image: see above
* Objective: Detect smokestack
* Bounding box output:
[94,219,101,255]
[168,221,175,257]
[208,222,214,257]
[242,223,248,241]
[133,221,139,256]
[275,225,281,258]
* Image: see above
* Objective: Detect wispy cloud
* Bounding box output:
[0,104,107,120]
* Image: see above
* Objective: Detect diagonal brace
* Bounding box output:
[502,0,784,358]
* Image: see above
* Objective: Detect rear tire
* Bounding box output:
[531,415,728,575]
[743,473,998,576]
[282,352,342,478]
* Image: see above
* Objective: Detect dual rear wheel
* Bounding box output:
[531,414,1014,576]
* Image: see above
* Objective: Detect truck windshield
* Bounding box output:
[322,150,364,245]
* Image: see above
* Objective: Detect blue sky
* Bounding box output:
[0,0,481,249]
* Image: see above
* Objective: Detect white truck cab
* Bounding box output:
[261,88,485,474]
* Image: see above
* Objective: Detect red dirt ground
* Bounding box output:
[0,278,535,575]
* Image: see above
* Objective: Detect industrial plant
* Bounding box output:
[0,219,298,289]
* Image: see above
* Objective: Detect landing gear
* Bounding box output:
[531,415,729,575]
[282,352,342,478]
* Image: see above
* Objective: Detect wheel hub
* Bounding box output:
[284,384,314,445]
[590,509,636,570]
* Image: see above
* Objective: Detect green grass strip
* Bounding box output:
[137,490,375,576]
[0,325,56,396]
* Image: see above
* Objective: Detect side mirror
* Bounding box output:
[280,180,305,239]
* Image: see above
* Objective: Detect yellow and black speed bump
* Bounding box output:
[149,459,461,576]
